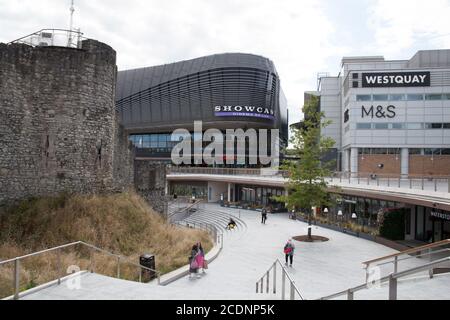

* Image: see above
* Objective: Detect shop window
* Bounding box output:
[409,148,423,155]
[424,149,441,155]
[371,148,388,155]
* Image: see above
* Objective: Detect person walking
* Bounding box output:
[196,242,207,274]
[261,207,268,224]
[284,239,295,267]
[189,244,200,278]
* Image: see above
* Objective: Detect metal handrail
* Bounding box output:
[319,257,450,300]
[0,241,162,300]
[172,220,224,250]
[255,259,304,300]
[362,239,450,284]
[363,239,450,267]
[168,199,204,222]
[8,28,87,49]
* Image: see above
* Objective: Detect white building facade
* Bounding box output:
[315,50,450,177]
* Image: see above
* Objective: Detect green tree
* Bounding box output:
[276,95,336,239]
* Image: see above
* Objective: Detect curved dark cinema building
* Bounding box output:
[116,53,288,162]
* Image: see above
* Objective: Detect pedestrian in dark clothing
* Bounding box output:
[261,208,268,224]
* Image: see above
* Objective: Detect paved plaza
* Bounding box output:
[22,204,450,300]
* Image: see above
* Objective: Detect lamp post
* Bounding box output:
[338,210,343,228]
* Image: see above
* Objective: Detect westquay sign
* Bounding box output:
[214,106,275,120]
[362,72,431,88]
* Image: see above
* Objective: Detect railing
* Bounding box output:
[319,257,450,300]
[255,259,304,300]
[168,199,204,223]
[167,167,450,193]
[362,239,450,283]
[0,241,161,300]
[8,29,87,49]
[329,172,450,193]
[172,220,224,251]
[168,166,289,178]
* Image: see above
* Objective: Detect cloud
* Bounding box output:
[366,0,450,57]
[0,0,346,126]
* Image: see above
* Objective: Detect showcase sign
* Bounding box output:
[214,106,275,120]
[362,72,430,88]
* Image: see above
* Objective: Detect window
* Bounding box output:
[389,94,406,101]
[425,149,440,155]
[388,149,400,155]
[444,123,450,129]
[407,94,424,101]
[409,149,422,155]
[441,149,450,155]
[392,123,406,129]
[407,123,423,130]
[356,95,371,101]
[444,94,450,100]
[425,123,443,129]
[143,135,151,148]
[352,73,359,79]
[425,94,443,100]
[372,148,388,155]
[352,81,359,88]
[373,94,389,101]
[374,123,389,129]
[356,123,372,129]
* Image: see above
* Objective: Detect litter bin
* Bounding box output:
[140,254,156,282]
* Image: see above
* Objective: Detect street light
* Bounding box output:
[338,210,343,216]
[352,213,357,219]
[324,208,329,213]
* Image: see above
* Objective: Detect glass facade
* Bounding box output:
[235,185,286,211]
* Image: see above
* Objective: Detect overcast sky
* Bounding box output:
[1,0,450,124]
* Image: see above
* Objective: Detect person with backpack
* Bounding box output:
[284,239,295,267]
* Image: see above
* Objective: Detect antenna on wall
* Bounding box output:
[67,0,75,46]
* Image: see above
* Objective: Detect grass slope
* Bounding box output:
[0,192,212,297]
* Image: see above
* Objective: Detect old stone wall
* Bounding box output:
[0,39,134,205]
[134,160,170,214]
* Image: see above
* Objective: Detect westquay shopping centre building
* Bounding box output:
[307,49,450,243]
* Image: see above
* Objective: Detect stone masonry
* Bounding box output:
[134,160,170,215]
[0,39,134,206]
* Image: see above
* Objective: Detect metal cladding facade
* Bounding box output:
[115,53,288,144]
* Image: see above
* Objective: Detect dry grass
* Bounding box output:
[0,192,213,298]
